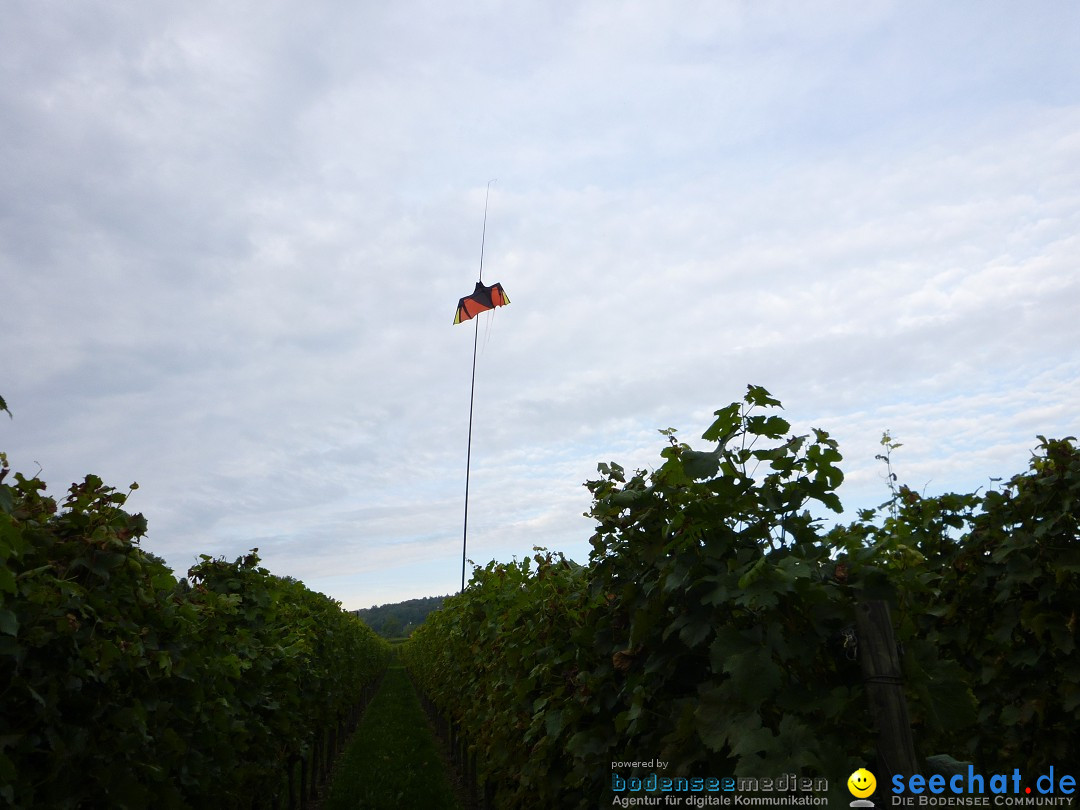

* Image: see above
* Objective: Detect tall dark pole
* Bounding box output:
[461,315,479,592]
[462,180,495,592]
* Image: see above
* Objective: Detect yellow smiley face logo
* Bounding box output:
[848,768,876,798]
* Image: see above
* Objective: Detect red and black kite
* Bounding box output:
[453,280,510,324]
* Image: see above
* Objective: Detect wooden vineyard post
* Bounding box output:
[855,599,920,780]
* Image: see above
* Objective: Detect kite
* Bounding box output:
[454,180,511,591]
[453,280,511,324]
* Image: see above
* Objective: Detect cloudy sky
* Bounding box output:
[3,1,1078,610]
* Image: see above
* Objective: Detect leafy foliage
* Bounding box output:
[403,550,595,807]
[835,435,1080,771]
[575,386,864,794]
[0,456,390,809]
[948,436,1080,769]
[405,387,1078,808]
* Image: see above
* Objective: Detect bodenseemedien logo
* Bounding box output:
[849,768,877,808]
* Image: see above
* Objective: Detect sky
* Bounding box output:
[2,1,1078,610]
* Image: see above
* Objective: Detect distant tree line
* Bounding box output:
[354,595,448,638]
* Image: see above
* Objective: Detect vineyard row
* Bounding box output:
[403,386,1079,810]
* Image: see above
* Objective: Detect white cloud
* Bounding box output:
[2,0,1078,608]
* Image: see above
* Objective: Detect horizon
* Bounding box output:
[3,0,1078,609]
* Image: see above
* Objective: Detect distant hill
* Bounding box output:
[353,594,449,638]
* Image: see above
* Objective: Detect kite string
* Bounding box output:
[481,306,495,355]
[479,178,496,283]
[478,180,498,354]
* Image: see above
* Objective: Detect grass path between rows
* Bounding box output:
[321,661,464,810]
